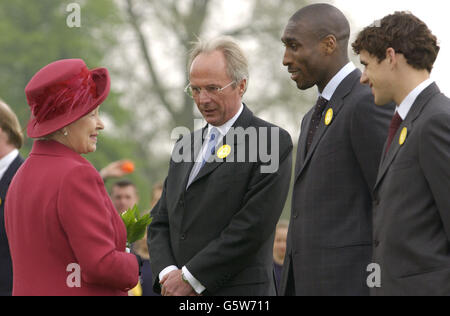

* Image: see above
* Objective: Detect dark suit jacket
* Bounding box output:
[148,105,293,296]
[280,69,394,296]
[0,154,24,296]
[372,83,450,296]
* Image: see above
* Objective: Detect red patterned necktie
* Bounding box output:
[385,112,403,154]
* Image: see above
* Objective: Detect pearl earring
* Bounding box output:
[63,130,68,136]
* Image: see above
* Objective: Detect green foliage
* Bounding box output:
[120,204,152,245]
[88,134,154,212]
[0,0,155,211]
[1,0,315,221]
[0,0,121,125]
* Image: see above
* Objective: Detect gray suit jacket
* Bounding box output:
[148,105,293,296]
[280,69,394,296]
[372,83,450,296]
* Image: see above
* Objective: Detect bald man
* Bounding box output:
[280,4,394,296]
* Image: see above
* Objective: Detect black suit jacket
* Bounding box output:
[280,69,394,296]
[0,154,24,296]
[372,83,450,296]
[148,105,293,296]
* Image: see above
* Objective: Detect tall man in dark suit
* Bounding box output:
[279,4,394,296]
[148,37,293,296]
[0,100,24,296]
[353,12,450,296]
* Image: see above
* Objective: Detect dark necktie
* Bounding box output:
[385,112,403,154]
[306,96,328,153]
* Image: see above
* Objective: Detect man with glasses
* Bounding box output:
[148,36,293,296]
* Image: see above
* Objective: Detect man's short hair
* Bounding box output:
[111,180,137,193]
[188,36,249,93]
[290,3,350,45]
[352,11,440,73]
[0,99,24,149]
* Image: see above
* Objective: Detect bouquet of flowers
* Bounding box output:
[120,204,152,247]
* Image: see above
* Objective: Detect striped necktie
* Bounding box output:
[187,127,220,188]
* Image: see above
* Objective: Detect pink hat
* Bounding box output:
[25,59,110,138]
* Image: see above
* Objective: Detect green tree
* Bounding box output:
[1,0,319,216]
[118,0,315,217]
[122,0,313,131]
[0,0,153,209]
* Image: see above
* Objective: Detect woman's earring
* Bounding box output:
[63,130,68,136]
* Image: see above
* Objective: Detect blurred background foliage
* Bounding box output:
[0,0,318,216]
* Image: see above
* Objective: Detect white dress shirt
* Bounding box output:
[160,103,244,294]
[0,149,19,181]
[187,104,244,188]
[320,62,356,101]
[396,78,434,120]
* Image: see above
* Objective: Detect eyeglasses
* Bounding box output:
[184,81,235,99]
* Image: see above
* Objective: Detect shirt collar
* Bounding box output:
[396,78,434,120]
[207,103,244,138]
[0,149,19,180]
[30,140,89,165]
[320,62,356,101]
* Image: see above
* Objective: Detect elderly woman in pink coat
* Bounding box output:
[5,59,139,296]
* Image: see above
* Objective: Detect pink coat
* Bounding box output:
[5,140,138,296]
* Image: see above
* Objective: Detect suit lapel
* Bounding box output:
[295,110,313,177]
[374,83,441,191]
[187,105,253,188]
[375,120,412,189]
[179,127,207,190]
[0,155,23,186]
[0,155,24,199]
[295,69,361,183]
[192,140,227,183]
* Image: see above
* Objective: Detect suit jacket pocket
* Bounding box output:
[389,159,415,171]
[322,241,373,250]
[398,265,450,280]
[315,140,347,159]
[225,266,269,287]
[396,265,450,295]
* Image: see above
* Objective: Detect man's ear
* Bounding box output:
[386,47,397,68]
[0,126,8,145]
[321,35,338,55]
[238,78,247,96]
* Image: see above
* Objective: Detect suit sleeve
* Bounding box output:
[57,165,139,291]
[147,176,178,293]
[419,112,450,237]
[350,91,394,191]
[185,131,293,294]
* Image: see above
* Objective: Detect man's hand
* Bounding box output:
[160,269,198,296]
[99,160,130,180]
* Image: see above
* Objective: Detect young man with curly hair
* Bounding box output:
[353,12,450,296]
